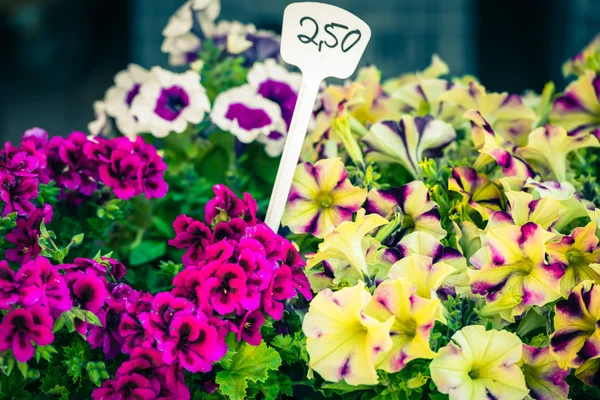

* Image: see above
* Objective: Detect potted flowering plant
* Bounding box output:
[1,1,600,399]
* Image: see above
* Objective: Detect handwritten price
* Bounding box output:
[297,16,362,53]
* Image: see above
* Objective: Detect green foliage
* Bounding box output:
[38,221,84,263]
[215,337,282,400]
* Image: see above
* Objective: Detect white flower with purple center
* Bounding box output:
[161,1,221,66]
[211,85,286,154]
[88,101,113,137]
[104,64,149,138]
[247,59,301,129]
[131,67,210,138]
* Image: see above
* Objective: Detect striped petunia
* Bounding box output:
[306,209,388,280]
[430,326,528,400]
[549,71,600,139]
[516,124,600,182]
[562,34,600,78]
[365,278,438,373]
[363,115,456,178]
[550,281,600,370]
[365,181,447,242]
[486,190,564,231]
[448,166,503,220]
[302,282,394,385]
[547,222,600,296]
[521,345,569,400]
[469,222,564,321]
[282,158,367,238]
[465,110,533,184]
[440,80,537,146]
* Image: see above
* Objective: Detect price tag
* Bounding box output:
[265,2,371,231]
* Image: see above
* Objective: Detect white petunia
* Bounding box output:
[130,67,211,138]
[211,85,286,148]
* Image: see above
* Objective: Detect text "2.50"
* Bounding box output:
[297,16,362,53]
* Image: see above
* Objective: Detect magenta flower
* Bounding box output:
[16,257,72,314]
[0,143,40,177]
[92,373,157,400]
[0,173,38,217]
[5,205,53,263]
[245,223,282,262]
[262,265,295,320]
[119,313,154,355]
[235,310,265,345]
[168,214,213,266]
[98,148,142,200]
[0,261,19,309]
[87,300,126,360]
[71,273,109,313]
[237,246,273,311]
[280,240,312,300]
[203,263,247,315]
[64,257,126,281]
[117,348,166,393]
[138,292,196,350]
[162,313,227,372]
[202,240,236,265]
[213,218,249,242]
[134,137,168,199]
[205,184,257,225]
[170,269,208,312]
[56,132,99,195]
[0,307,54,362]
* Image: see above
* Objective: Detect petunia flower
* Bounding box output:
[549,71,600,138]
[92,373,157,400]
[282,158,367,238]
[365,278,438,372]
[131,67,211,138]
[162,313,227,372]
[247,58,301,130]
[520,345,569,400]
[486,190,564,231]
[547,222,600,296]
[448,166,503,220]
[469,222,564,321]
[549,280,600,369]
[210,84,286,150]
[365,180,446,241]
[0,307,54,362]
[383,54,450,93]
[161,1,221,66]
[0,260,19,309]
[465,110,533,183]
[440,80,537,146]
[302,282,394,385]
[563,34,600,78]
[306,209,388,278]
[103,64,150,138]
[516,124,600,182]
[363,115,456,177]
[430,325,528,400]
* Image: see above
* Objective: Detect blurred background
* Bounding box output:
[0,0,599,142]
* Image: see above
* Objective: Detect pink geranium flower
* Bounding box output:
[162,313,227,372]
[16,257,72,314]
[0,307,54,362]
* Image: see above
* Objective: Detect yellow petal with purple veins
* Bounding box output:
[283,158,367,238]
[303,282,394,385]
[521,345,569,400]
[550,281,600,369]
[430,325,528,400]
[365,279,438,373]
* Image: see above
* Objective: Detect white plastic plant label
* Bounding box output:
[265,2,371,231]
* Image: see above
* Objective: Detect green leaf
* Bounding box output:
[34,345,57,363]
[216,341,282,400]
[16,362,27,378]
[84,311,102,327]
[129,240,167,266]
[152,216,175,237]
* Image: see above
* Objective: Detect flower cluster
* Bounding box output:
[161,0,279,67]
[91,65,211,139]
[167,184,311,344]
